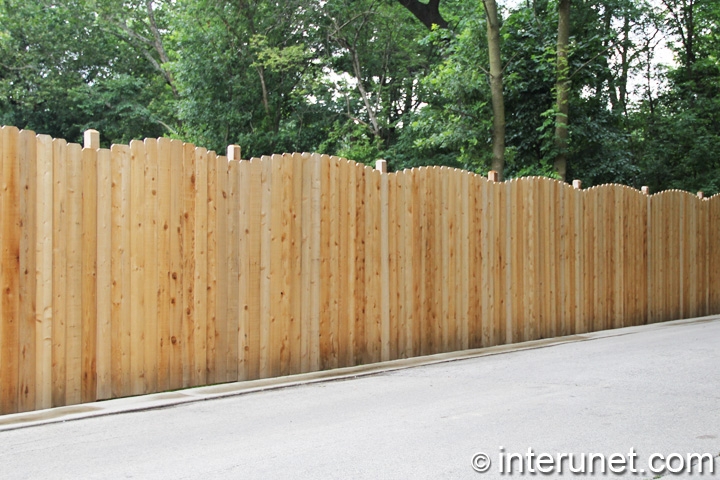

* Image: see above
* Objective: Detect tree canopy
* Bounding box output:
[1,0,717,194]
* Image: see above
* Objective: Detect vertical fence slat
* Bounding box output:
[337,159,351,367]
[144,139,159,394]
[395,171,408,357]
[18,130,37,412]
[1,126,20,414]
[380,167,391,361]
[328,157,341,368]
[168,140,184,389]
[206,150,218,384]
[50,140,68,406]
[440,168,450,352]
[36,134,54,409]
[129,140,146,394]
[290,154,303,374]
[243,158,262,380]
[193,148,208,385]
[299,154,313,372]
[259,157,272,378]
[156,138,171,392]
[80,145,97,404]
[429,169,438,350]
[318,155,331,370]
[65,143,83,405]
[309,156,322,371]
[345,159,358,366]
[354,164,368,364]
[460,172,470,350]
[226,158,240,380]
[181,142,196,386]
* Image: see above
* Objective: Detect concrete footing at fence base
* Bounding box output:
[1,314,718,433]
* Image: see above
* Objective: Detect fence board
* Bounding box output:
[259,157,272,378]
[1,126,20,414]
[18,130,37,412]
[354,163,366,365]
[129,140,146,395]
[329,157,341,368]
[345,160,358,365]
[319,155,331,370]
[380,168,391,361]
[460,172,470,350]
[50,138,67,406]
[156,138,171,392]
[226,158,240,380]
[80,146,97,404]
[144,139,159,394]
[337,159,351,366]
[290,154,304,374]
[36,134,54,409]
[64,143,83,405]
[168,139,184,389]
[96,147,112,396]
[206,150,218,384]
[299,154,313,372]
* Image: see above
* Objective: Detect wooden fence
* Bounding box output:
[1,125,719,414]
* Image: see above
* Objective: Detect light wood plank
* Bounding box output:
[245,158,262,380]
[129,140,146,394]
[379,167,390,361]
[353,163,366,365]
[214,152,230,381]
[35,134,54,409]
[1,126,20,413]
[80,145,97,404]
[181,142,196,387]
[64,142,83,405]
[289,154,304,374]
[226,158,240,380]
[156,138,172,392]
[193,148,208,385]
[259,156,272,378]
[206,150,219,384]
[337,159,351,366]
[143,138,159,394]
[168,139,184,389]
[18,129,38,412]
[345,159,357,366]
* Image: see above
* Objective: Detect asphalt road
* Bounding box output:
[1,317,719,479]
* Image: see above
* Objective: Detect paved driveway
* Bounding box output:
[1,317,719,479]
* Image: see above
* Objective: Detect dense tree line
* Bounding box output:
[1,0,718,194]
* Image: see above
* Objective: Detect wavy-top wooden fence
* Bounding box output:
[1,126,719,414]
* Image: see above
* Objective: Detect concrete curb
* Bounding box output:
[1,314,717,432]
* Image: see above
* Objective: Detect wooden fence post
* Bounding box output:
[488,170,499,182]
[697,191,704,199]
[572,179,582,189]
[84,129,100,149]
[641,186,650,195]
[375,159,387,173]
[227,145,242,161]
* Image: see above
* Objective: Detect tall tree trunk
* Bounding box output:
[483,0,505,179]
[618,14,631,115]
[554,0,571,181]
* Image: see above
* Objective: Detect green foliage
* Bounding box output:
[0,0,175,146]
[0,0,717,192]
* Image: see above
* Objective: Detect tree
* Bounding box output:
[0,0,174,145]
[483,0,505,178]
[553,0,570,181]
